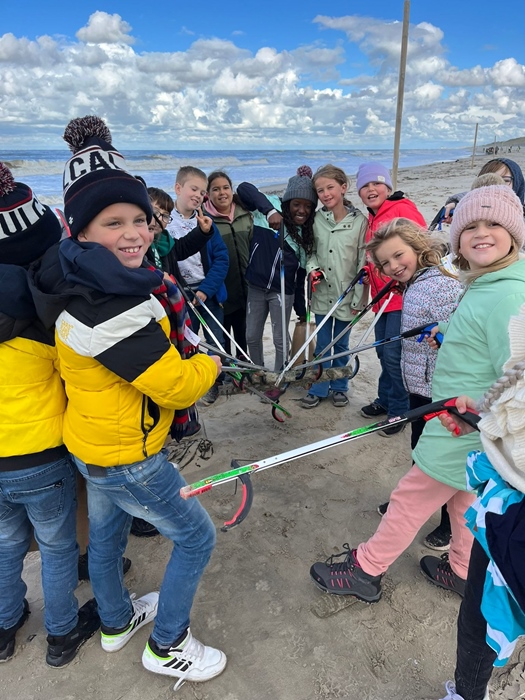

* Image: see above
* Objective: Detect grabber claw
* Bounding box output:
[220,470,254,531]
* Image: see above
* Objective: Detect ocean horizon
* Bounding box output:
[3,146,470,206]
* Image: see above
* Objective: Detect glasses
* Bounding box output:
[502,176,513,185]
[153,209,173,224]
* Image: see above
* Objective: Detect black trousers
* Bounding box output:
[455,538,497,700]
[223,307,247,358]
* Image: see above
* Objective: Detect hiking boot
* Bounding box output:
[360,401,387,418]
[130,517,159,538]
[424,524,452,551]
[142,629,227,691]
[310,543,382,602]
[332,391,349,408]
[46,598,100,668]
[420,553,466,597]
[300,394,320,409]
[377,501,389,516]
[101,591,159,652]
[377,422,406,438]
[199,384,219,406]
[0,599,30,662]
[78,553,131,582]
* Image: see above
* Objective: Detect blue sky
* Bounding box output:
[2,1,525,149]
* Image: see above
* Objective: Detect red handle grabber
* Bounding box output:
[423,397,480,434]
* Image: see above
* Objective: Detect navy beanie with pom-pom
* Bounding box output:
[282,165,317,204]
[0,162,61,266]
[62,116,152,238]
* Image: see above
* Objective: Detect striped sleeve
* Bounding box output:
[57,294,217,409]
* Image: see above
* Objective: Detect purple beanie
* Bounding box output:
[450,185,525,255]
[356,163,393,193]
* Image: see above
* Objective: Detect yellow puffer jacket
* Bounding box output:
[0,336,66,464]
[0,262,66,469]
[55,293,217,467]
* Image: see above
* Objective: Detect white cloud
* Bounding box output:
[1,11,525,148]
[76,12,135,46]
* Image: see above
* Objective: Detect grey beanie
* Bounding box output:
[282,166,317,204]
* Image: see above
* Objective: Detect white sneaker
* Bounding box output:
[101,592,159,652]
[438,680,490,700]
[142,628,227,690]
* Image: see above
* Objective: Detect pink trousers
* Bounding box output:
[357,464,475,579]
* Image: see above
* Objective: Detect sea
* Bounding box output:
[3,147,470,207]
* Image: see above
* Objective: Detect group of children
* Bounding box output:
[2,112,525,700]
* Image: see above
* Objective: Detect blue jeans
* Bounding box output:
[374,310,408,416]
[74,450,216,646]
[309,314,352,397]
[188,292,225,354]
[0,457,79,635]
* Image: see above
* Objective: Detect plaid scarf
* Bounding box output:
[148,266,200,441]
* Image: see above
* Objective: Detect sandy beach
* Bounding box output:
[3,150,525,700]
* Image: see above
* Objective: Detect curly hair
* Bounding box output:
[366,217,444,278]
[281,200,315,256]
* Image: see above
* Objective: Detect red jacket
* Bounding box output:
[365,193,426,313]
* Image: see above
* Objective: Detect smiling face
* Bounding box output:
[208,176,233,214]
[288,198,313,226]
[78,202,153,269]
[314,176,347,211]
[175,175,207,218]
[358,181,391,213]
[458,220,513,270]
[375,235,419,283]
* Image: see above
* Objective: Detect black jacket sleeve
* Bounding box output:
[237,182,276,216]
[172,225,212,262]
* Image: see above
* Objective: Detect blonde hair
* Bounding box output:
[367,218,444,278]
[313,164,352,207]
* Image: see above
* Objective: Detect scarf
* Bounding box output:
[147,265,200,442]
[205,199,236,223]
[150,230,175,268]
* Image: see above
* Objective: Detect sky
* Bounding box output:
[1,0,525,150]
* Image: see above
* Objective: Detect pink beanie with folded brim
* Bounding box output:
[450,184,525,255]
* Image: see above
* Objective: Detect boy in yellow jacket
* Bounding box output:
[0,163,100,666]
[30,117,226,690]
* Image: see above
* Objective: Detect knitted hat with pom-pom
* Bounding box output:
[0,162,61,266]
[62,116,152,238]
[282,165,317,204]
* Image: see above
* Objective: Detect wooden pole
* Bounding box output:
[392,0,410,190]
[471,123,479,168]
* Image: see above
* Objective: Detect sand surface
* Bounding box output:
[3,151,525,700]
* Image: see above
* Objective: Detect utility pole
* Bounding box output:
[471,123,479,167]
[392,0,410,190]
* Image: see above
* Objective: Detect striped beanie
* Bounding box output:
[62,116,152,238]
[0,162,61,266]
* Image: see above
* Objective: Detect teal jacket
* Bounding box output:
[413,258,525,490]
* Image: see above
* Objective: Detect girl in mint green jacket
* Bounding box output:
[310,184,525,608]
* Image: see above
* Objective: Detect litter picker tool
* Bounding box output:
[275,268,366,385]
[180,398,480,530]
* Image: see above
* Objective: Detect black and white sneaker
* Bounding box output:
[101,592,158,652]
[142,629,227,690]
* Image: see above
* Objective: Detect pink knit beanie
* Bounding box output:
[450,184,525,255]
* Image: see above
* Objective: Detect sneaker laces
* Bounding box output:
[324,543,355,572]
[130,593,154,621]
[436,553,453,575]
[172,631,206,692]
